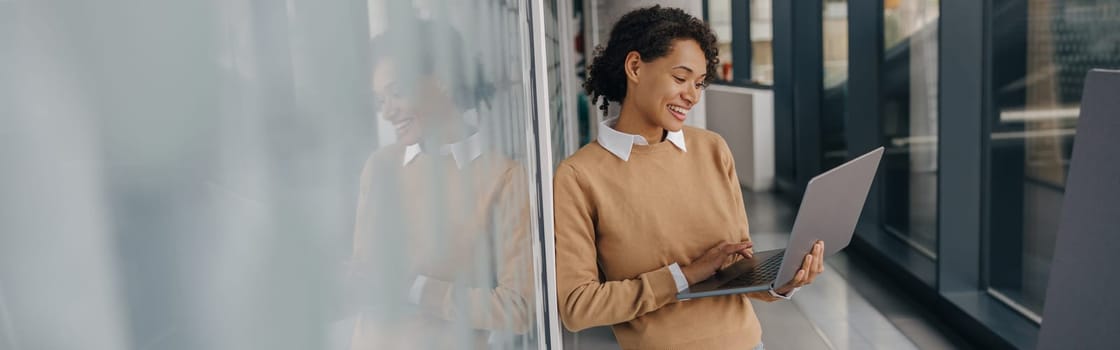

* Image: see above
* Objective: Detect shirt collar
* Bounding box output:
[403,143,422,166]
[402,130,484,169]
[597,118,687,161]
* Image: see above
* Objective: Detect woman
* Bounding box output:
[553,6,825,349]
[349,18,532,349]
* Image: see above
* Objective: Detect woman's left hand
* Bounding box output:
[775,240,825,294]
[749,240,825,301]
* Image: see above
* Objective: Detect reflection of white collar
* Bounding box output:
[597,118,687,161]
[402,131,483,169]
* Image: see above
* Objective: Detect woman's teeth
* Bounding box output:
[395,118,413,133]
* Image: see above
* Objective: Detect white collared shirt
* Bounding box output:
[597,118,687,161]
[402,130,483,169]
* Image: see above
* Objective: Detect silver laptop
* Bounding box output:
[677,147,884,300]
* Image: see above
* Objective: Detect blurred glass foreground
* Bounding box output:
[0,1,550,349]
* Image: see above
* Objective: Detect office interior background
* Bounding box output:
[2,0,1118,349]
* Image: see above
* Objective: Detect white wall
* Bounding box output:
[704,85,775,191]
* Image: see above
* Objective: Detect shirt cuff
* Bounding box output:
[408,275,429,305]
[768,286,800,300]
[668,263,689,293]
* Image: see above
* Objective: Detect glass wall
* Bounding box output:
[750,0,775,85]
[780,0,1120,345]
[707,0,736,81]
[703,0,773,86]
[0,1,551,349]
[880,0,940,263]
[821,0,849,169]
[547,0,576,168]
[986,0,1120,320]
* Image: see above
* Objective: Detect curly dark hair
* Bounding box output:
[370,18,494,111]
[584,5,719,111]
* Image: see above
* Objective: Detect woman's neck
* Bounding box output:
[615,99,664,144]
[421,96,475,145]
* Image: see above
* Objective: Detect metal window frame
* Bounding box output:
[839,0,1044,348]
[772,0,822,198]
[519,0,563,348]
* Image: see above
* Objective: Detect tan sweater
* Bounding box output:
[349,144,533,349]
[553,126,761,349]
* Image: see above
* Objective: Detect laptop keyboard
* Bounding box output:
[727,252,783,286]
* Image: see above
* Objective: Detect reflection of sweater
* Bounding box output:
[349,144,533,349]
[553,127,761,349]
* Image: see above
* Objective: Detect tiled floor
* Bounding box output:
[563,190,971,350]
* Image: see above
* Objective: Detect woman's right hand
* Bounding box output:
[681,241,753,285]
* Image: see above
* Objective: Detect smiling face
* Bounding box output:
[372,59,421,145]
[625,38,708,132]
[372,58,458,146]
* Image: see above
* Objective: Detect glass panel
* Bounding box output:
[823,0,849,89]
[0,1,547,349]
[881,0,940,260]
[547,0,571,168]
[572,1,595,146]
[707,0,735,81]
[822,0,849,169]
[987,0,1120,319]
[751,0,775,85]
